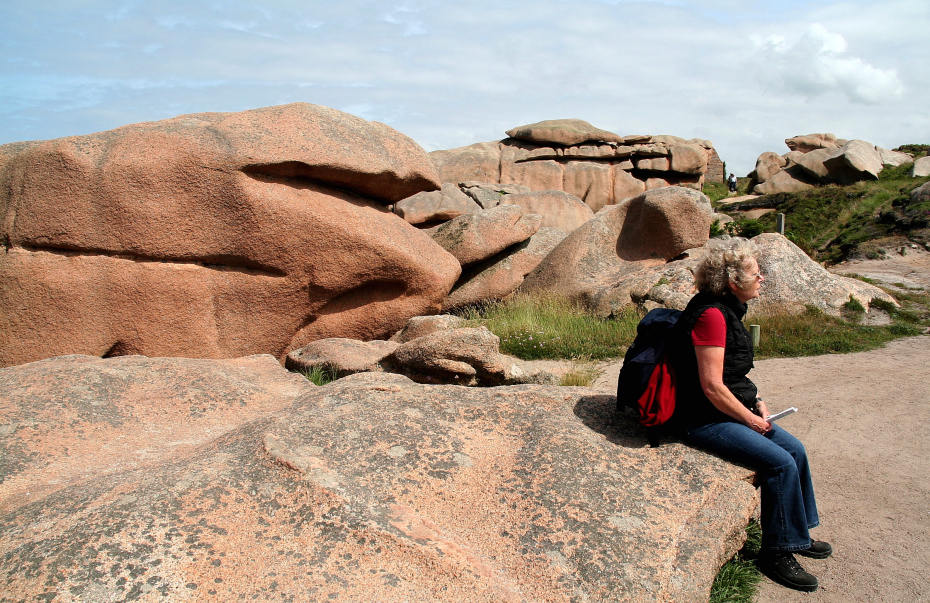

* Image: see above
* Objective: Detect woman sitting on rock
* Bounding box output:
[672,237,832,592]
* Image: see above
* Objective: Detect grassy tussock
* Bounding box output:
[710,521,763,602]
[559,359,599,386]
[299,365,339,386]
[458,290,929,362]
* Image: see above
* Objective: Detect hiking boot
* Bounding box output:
[796,540,833,559]
[759,552,819,592]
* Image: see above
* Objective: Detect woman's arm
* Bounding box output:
[695,345,771,434]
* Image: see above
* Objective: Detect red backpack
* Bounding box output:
[616,308,681,442]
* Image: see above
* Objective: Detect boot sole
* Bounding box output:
[795,549,832,559]
[763,570,819,592]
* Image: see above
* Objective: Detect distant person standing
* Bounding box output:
[727,172,738,193]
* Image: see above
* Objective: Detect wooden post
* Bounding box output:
[776,213,785,235]
[749,324,761,347]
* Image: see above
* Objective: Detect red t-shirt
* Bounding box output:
[691,307,726,347]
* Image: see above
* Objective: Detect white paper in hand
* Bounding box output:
[766,407,798,422]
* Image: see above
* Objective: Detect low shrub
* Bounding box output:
[842,295,865,316]
[560,361,599,386]
[723,218,765,238]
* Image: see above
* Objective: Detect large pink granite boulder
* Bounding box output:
[753,233,895,313]
[428,141,501,183]
[505,118,624,146]
[669,143,708,174]
[0,354,312,514]
[752,169,815,194]
[604,234,895,316]
[751,151,788,183]
[563,161,612,208]
[0,361,757,600]
[284,338,399,375]
[823,139,883,182]
[795,147,835,180]
[0,103,460,366]
[785,133,840,153]
[519,186,713,314]
[389,314,467,343]
[914,156,930,177]
[613,168,648,205]
[393,182,481,224]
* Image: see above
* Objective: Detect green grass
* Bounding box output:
[710,521,763,602]
[457,290,930,363]
[454,293,642,360]
[704,177,751,204]
[703,181,730,203]
[751,305,923,358]
[299,365,339,386]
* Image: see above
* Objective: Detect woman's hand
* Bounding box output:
[746,414,771,434]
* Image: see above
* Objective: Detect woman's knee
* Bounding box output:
[770,427,809,464]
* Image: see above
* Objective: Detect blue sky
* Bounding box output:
[2,0,927,175]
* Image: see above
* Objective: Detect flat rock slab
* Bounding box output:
[0,354,312,514]
[0,363,757,601]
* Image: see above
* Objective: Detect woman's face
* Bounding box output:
[730,258,764,302]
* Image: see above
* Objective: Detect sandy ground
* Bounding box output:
[585,251,930,601]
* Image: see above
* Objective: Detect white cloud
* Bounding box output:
[752,23,904,104]
[0,0,927,177]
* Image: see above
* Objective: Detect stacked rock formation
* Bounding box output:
[0,103,460,367]
[429,119,719,212]
[0,106,903,369]
[749,133,914,194]
[392,181,594,311]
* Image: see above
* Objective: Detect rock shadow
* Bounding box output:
[573,394,652,448]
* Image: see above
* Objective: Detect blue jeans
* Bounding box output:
[685,421,820,552]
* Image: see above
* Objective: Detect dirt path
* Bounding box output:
[750,336,929,601]
[592,335,930,601]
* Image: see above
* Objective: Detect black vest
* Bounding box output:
[671,292,757,427]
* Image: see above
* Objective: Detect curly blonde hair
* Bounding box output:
[694,237,759,295]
